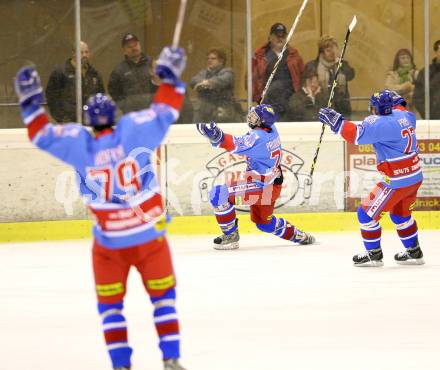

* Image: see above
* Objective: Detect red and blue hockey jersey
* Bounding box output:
[340,107,423,189]
[22,83,184,249]
[219,126,282,188]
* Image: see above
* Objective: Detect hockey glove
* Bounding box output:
[196,121,224,146]
[14,66,44,110]
[319,107,345,134]
[156,46,186,85]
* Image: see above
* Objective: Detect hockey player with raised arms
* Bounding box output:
[14,47,188,370]
[319,89,424,266]
[197,104,315,250]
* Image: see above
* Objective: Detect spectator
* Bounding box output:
[45,41,104,123]
[108,33,155,113]
[287,65,328,122]
[190,48,242,123]
[413,39,440,119]
[385,49,419,111]
[252,23,304,120]
[305,35,355,117]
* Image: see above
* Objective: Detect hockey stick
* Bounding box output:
[172,0,187,48]
[309,15,357,177]
[259,0,309,104]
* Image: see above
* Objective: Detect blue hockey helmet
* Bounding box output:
[384,89,407,107]
[84,93,116,127]
[247,104,278,129]
[369,90,393,115]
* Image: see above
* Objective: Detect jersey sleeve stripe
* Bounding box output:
[27,113,50,141]
[153,83,185,110]
[340,120,357,143]
[220,133,235,151]
[23,106,46,125]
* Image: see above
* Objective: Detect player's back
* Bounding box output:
[235,126,282,186]
[372,109,417,161]
[30,83,184,249]
[358,109,422,188]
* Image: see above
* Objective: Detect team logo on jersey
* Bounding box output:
[233,132,258,151]
[198,148,312,211]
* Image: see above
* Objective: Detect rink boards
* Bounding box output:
[0,121,439,242]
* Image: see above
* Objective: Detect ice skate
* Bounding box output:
[394,242,425,265]
[213,229,240,250]
[114,367,130,370]
[353,248,383,267]
[293,229,315,245]
[164,358,188,370]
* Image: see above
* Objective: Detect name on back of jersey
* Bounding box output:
[95,145,126,166]
[266,136,281,151]
[398,117,411,127]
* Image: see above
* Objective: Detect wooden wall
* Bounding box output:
[1,0,439,127]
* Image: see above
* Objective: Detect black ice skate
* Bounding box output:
[394,242,425,265]
[353,248,384,267]
[213,229,240,250]
[293,229,315,245]
[164,359,188,370]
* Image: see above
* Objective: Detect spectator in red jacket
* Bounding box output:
[252,23,304,121]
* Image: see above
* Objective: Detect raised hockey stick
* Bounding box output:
[309,15,357,177]
[259,0,309,104]
[172,0,188,48]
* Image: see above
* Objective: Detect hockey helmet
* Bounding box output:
[247,104,278,129]
[369,90,393,115]
[84,93,116,127]
[384,89,407,107]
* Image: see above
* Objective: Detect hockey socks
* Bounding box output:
[213,202,238,235]
[358,207,382,250]
[151,288,180,360]
[209,184,238,235]
[98,301,132,369]
[256,216,308,243]
[390,214,419,248]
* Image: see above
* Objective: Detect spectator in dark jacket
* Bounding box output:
[413,39,440,119]
[305,35,355,118]
[252,23,305,120]
[190,48,242,123]
[287,65,328,122]
[45,41,104,123]
[108,33,155,113]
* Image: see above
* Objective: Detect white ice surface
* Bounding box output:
[1,231,439,370]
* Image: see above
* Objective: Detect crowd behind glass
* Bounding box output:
[8,24,440,126]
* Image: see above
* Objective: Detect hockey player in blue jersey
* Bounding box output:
[319,89,424,266]
[197,104,315,250]
[15,47,188,370]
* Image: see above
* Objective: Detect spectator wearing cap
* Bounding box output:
[252,22,305,120]
[286,65,329,122]
[413,39,440,119]
[304,35,355,117]
[108,33,155,113]
[190,48,243,123]
[46,41,105,123]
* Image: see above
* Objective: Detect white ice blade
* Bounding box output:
[348,15,357,32]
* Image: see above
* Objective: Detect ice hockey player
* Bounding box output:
[14,47,188,370]
[319,89,424,266]
[197,104,315,250]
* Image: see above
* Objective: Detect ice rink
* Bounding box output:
[1,231,439,370]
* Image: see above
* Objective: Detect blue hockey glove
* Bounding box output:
[196,121,224,146]
[14,66,44,109]
[319,107,345,134]
[156,46,186,85]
